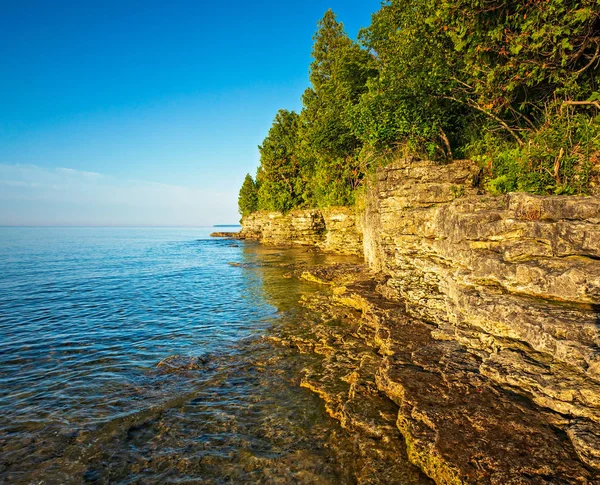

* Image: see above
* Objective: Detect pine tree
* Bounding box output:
[256,110,304,212]
[298,10,377,206]
[238,174,258,217]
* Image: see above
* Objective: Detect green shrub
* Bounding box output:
[468,106,599,195]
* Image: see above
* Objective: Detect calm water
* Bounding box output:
[0,227,358,484]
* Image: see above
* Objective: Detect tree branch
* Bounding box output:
[439,127,454,160]
[562,100,600,110]
[441,95,524,145]
[575,40,600,75]
[508,106,537,130]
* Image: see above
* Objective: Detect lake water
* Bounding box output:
[0,227,359,484]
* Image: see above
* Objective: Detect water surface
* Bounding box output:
[0,227,359,483]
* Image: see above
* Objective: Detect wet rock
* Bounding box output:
[227,261,258,268]
[282,264,596,483]
[272,288,433,484]
[568,423,600,470]
[243,158,600,482]
[298,263,366,286]
[82,469,102,482]
[156,355,210,373]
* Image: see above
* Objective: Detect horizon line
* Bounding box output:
[0,224,242,228]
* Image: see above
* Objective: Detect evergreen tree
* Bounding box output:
[299,9,377,206]
[237,174,258,217]
[238,2,600,206]
[256,110,305,212]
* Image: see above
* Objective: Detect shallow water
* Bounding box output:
[0,227,360,483]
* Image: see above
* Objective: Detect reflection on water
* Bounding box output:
[0,228,361,483]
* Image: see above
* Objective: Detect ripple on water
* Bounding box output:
[0,227,363,483]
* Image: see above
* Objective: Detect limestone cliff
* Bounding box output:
[362,159,600,481]
[242,159,600,483]
[241,207,363,256]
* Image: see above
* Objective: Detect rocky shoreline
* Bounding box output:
[220,158,600,483]
[271,262,595,483]
[209,231,244,238]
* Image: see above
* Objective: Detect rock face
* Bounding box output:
[363,159,600,477]
[243,158,600,483]
[241,207,363,255]
[209,231,242,238]
[282,264,595,483]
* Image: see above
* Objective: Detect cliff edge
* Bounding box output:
[242,159,600,483]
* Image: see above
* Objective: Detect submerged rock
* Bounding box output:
[156,355,211,373]
[243,158,600,483]
[227,261,259,268]
[276,264,596,483]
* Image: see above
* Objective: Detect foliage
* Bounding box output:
[239,1,600,213]
[301,10,377,159]
[298,10,378,207]
[238,174,258,217]
[430,0,600,137]
[469,105,600,195]
[255,110,306,212]
[351,0,463,158]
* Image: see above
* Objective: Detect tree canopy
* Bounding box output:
[255,109,304,212]
[240,2,600,214]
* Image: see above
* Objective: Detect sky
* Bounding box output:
[0,0,382,226]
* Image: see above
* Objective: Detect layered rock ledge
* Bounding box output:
[209,231,243,238]
[241,207,363,256]
[275,264,595,483]
[243,159,600,483]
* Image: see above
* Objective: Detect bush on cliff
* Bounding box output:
[350,0,466,159]
[470,106,600,195]
[353,0,600,163]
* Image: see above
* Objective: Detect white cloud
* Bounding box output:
[55,167,104,180]
[0,164,238,226]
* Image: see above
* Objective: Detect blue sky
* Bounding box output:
[0,0,381,226]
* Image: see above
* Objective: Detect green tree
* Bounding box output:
[247,1,599,206]
[299,9,377,206]
[352,0,599,195]
[256,109,305,212]
[429,0,600,192]
[351,0,465,159]
[237,173,258,217]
